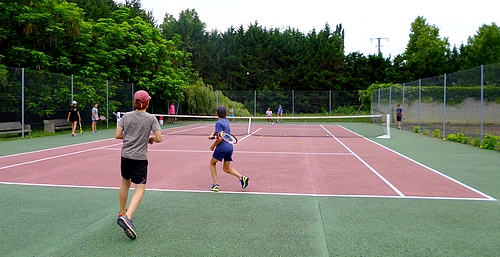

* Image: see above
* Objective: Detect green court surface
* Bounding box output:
[1,124,499,256]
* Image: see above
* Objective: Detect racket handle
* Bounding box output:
[209,136,216,140]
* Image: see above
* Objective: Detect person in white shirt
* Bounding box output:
[265,107,273,124]
[91,103,99,133]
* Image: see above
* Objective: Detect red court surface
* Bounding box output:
[0,123,494,201]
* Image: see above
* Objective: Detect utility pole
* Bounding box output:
[370,37,389,54]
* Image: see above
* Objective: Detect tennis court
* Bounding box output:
[1,120,499,256]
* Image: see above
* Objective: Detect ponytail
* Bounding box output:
[134,99,149,110]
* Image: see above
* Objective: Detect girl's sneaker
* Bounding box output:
[211,184,220,192]
[240,176,249,189]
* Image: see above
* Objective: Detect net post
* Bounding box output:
[377,113,391,139]
[386,113,390,138]
[247,117,252,134]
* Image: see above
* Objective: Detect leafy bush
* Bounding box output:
[481,134,499,150]
[332,106,358,115]
[422,130,429,135]
[433,129,441,138]
[447,133,457,142]
[471,137,481,147]
[413,126,419,133]
[456,132,468,144]
[184,80,251,116]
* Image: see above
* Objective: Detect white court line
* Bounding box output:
[2,124,494,202]
[0,182,494,201]
[321,125,406,197]
[338,125,497,201]
[238,128,261,142]
[0,143,122,170]
[163,124,213,135]
[102,147,351,155]
[0,138,117,159]
[0,124,257,170]
[165,124,258,141]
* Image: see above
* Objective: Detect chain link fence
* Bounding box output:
[221,90,359,116]
[372,63,500,139]
[0,67,134,131]
[1,67,362,136]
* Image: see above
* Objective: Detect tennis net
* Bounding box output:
[147,113,391,139]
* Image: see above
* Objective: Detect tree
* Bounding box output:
[404,16,450,80]
[159,9,208,78]
[77,8,194,109]
[463,23,500,68]
[339,52,393,91]
[120,0,155,26]
[299,23,345,90]
[0,0,85,71]
[67,0,118,21]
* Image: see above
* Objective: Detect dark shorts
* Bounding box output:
[92,119,98,122]
[212,148,233,162]
[397,116,402,122]
[121,157,148,184]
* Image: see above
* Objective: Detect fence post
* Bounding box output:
[106,80,109,129]
[71,74,74,102]
[131,83,134,111]
[418,79,421,130]
[389,86,392,122]
[443,74,447,138]
[378,88,380,115]
[480,65,484,142]
[329,90,332,115]
[292,90,295,116]
[402,83,405,110]
[254,90,256,116]
[21,68,25,138]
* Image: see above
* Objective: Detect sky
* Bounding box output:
[118,0,499,58]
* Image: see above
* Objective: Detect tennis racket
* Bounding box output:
[210,131,238,144]
[99,115,106,120]
[79,121,83,134]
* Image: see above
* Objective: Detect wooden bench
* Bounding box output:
[43,119,72,133]
[0,122,32,136]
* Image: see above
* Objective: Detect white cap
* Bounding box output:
[72,100,77,104]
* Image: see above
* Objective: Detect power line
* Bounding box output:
[370,38,389,54]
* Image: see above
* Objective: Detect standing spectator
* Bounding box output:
[115,90,163,240]
[91,103,99,133]
[266,107,273,124]
[67,100,81,137]
[277,104,283,123]
[229,106,235,122]
[396,104,404,130]
[169,102,176,124]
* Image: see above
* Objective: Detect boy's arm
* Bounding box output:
[149,130,163,144]
[114,126,123,139]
